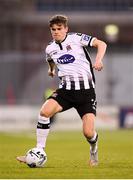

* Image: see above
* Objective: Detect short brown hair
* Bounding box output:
[49,15,68,27]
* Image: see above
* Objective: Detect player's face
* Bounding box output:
[50,24,68,42]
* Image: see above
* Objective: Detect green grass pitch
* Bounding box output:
[0,130,133,179]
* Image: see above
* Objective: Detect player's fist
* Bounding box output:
[48,69,56,77]
[93,61,103,71]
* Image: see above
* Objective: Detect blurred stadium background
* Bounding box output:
[0,0,133,132]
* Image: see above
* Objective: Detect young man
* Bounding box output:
[17,15,107,166]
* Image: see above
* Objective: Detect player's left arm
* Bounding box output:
[92,38,107,71]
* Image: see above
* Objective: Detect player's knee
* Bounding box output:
[40,110,51,118]
[83,129,94,139]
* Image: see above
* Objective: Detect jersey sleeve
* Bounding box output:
[75,33,96,47]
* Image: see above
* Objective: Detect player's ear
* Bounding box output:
[65,26,68,33]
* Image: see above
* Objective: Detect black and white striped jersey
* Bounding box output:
[45,32,96,90]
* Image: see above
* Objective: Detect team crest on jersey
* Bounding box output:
[66,45,72,51]
[57,54,75,64]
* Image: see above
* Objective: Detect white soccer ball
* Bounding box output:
[25,147,47,168]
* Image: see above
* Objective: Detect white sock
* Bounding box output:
[90,142,98,153]
[36,115,50,149]
[87,132,98,152]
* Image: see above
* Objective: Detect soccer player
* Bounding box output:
[17,15,107,166]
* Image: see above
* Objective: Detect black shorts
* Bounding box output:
[48,88,97,118]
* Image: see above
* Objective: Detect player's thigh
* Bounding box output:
[82,113,96,137]
[40,99,63,117]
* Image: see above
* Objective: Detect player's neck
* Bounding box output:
[55,34,67,44]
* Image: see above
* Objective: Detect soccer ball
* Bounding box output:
[25,147,47,168]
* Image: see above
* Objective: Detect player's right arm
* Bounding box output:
[47,60,56,77]
[45,45,56,78]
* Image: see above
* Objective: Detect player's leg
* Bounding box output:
[82,113,98,166]
[36,98,62,149]
[17,98,62,163]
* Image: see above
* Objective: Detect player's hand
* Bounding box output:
[48,69,56,77]
[93,61,103,71]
